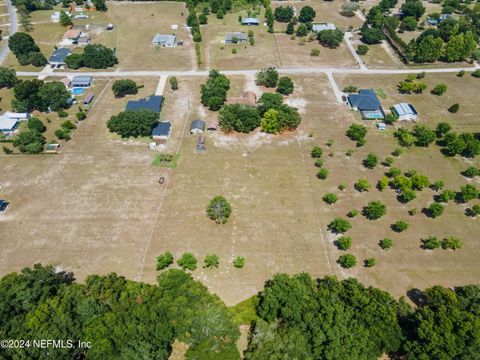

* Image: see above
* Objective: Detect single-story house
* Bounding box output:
[207,121,218,131]
[152,34,176,47]
[0,200,9,213]
[347,89,385,119]
[226,91,257,106]
[48,48,71,65]
[51,11,61,23]
[126,95,164,113]
[426,13,453,26]
[83,93,95,105]
[312,23,336,32]
[78,36,91,46]
[225,32,248,44]
[152,121,172,140]
[63,29,82,44]
[71,76,92,87]
[241,17,260,26]
[190,119,205,134]
[196,136,206,151]
[0,117,18,134]
[392,103,419,121]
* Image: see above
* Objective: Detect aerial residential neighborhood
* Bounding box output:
[0,0,479,358]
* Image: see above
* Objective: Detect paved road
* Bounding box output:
[16,63,480,78]
[0,0,18,64]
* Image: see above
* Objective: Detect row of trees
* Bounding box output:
[65,44,118,69]
[156,251,245,271]
[0,264,241,359]
[246,273,480,359]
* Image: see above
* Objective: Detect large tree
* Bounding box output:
[299,6,316,23]
[200,69,230,110]
[82,44,117,69]
[107,109,159,138]
[0,67,17,88]
[219,104,260,133]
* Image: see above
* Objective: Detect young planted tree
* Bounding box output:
[311,146,323,158]
[354,179,371,192]
[337,236,352,250]
[207,196,232,224]
[323,193,338,205]
[328,217,352,233]
[156,252,174,270]
[233,256,245,268]
[169,76,178,90]
[337,254,357,268]
[317,168,328,180]
[276,77,294,95]
[362,201,387,220]
[177,252,197,270]
[379,238,393,250]
[204,254,220,268]
[363,153,378,169]
[422,236,441,250]
[111,79,138,98]
[426,202,444,218]
[392,220,409,232]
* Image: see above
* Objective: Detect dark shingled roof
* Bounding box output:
[348,89,382,111]
[126,95,164,113]
[48,48,71,63]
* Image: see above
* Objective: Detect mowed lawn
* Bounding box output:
[105,2,196,71]
[202,8,281,70]
[0,77,174,281]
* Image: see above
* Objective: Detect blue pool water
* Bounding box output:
[71,88,85,96]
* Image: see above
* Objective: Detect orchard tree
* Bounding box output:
[328,217,352,233]
[355,179,371,192]
[207,196,232,224]
[204,254,220,268]
[177,253,197,271]
[256,67,279,88]
[441,237,463,250]
[317,168,328,180]
[426,202,444,218]
[156,252,174,270]
[458,184,478,203]
[311,146,323,158]
[422,236,441,249]
[299,6,316,23]
[337,254,357,268]
[323,193,338,205]
[379,238,393,250]
[346,124,367,143]
[337,236,352,250]
[363,153,378,169]
[362,201,387,220]
[277,76,294,95]
[392,220,409,232]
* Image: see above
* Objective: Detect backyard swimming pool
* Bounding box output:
[71,88,85,96]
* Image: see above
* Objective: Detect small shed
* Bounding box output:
[312,23,336,32]
[71,76,92,87]
[83,93,95,105]
[190,119,205,134]
[196,136,206,151]
[207,121,218,131]
[152,121,172,140]
[225,32,248,44]
[45,143,60,153]
[241,17,260,26]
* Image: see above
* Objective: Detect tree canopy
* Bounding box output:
[200,70,230,110]
[107,109,159,138]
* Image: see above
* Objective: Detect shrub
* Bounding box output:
[55,128,71,141]
[177,253,197,271]
[76,112,87,121]
[430,180,445,191]
[392,220,409,232]
[379,238,393,250]
[27,118,46,133]
[276,76,294,95]
[462,166,480,178]
[426,202,444,218]
[458,184,478,203]
[362,201,387,220]
[431,83,447,96]
[448,103,460,113]
[356,44,369,55]
[311,146,323,158]
[471,70,480,78]
[347,209,358,218]
[314,159,324,168]
[470,204,480,216]
[422,236,441,250]
[441,237,463,250]
[58,110,68,118]
[457,70,465,77]
[436,189,455,203]
[204,254,220,268]
[169,76,178,90]
[363,153,378,169]
[346,124,367,144]
[337,254,357,268]
[338,183,347,191]
[310,49,320,56]
[256,67,279,88]
[323,193,338,205]
[232,48,237,54]
[337,236,352,250]
[328,217,352,233]
[233,256,245,268]
[343,85,358,93]
[364,258,376,267]
[354,179,371,192]
[207,196,232,224]
[156,252,174,270]
[317,168,328,180]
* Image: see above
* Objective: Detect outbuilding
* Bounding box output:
[225,32,248,44]
[392,103,419,122]
[152,121,172,140]
[196,136,206,151]
[190,119,205,134]
[241,17,260,26]
[0,200,9,213]
[312,23,336,32]
[83,93,95,105]
[71,76,92,88]
[152,34,176,47]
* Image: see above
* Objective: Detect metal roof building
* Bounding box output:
[126,95,164,113]
[392,103,418,121]
[152,34,176,47]
[241,17,260,25]
[0,117,19,133]
[190,119,205,134]
[71,76,92,87]
[312,23,336,32]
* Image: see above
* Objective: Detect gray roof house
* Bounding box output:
[126,95,164,113]
[312,23,336,32]
[48,48,71,65]
[190,119,205,134]
[241,17,260,25]
[152,34,176,47]
[152,121,171,139]
[225,32,248,44]
[71,76,92,87]
[347,89,384,119]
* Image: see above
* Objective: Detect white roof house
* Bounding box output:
[392,103,418,121]
[152,34,176,47]
[0,117,19,134]
[312,23,336,32]
[4,112,30,121]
